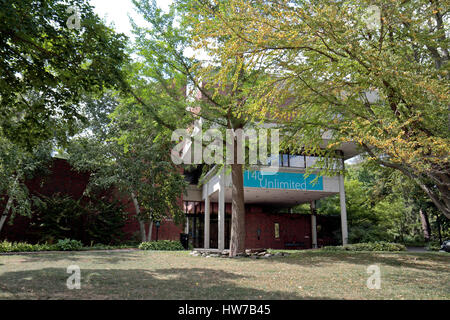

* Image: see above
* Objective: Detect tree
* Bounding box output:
[317,161,448,244]
[67,93,187,242]
[0,139,52,235]
[130,0,271,256]
[187,0,450,218]
[0,0,128,149]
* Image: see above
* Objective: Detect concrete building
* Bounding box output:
[181,141,359,250]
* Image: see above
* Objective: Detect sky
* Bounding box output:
[89,0,172,37]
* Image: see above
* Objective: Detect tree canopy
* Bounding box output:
[0,0,129,148]
[182,0,450,218]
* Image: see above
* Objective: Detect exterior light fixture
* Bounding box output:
[257,228,261,240]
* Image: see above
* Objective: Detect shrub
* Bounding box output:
[35,243,59,251]
[348,223,391,243]
[55,239,83,251]
[139,240,184,251]
[322,241,407,252]
[33,193,128,245]
[0,240,141,253]
[0,240,58,253]
[426,242,441,252]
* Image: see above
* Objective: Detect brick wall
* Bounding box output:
[245,211,312,249]
[0,158,183,243]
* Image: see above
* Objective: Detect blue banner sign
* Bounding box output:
[243,170,323,191]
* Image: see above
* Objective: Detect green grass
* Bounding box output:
[0,250,448,300]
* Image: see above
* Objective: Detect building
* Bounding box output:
[181,142,359,251]
[0,151,359,250]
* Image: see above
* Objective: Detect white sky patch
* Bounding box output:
[90,0,211,62]
[89,0,172,38]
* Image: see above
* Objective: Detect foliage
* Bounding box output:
[32,193,128,245]
[0,240,58,253]
[139,240,185,251]
[322,242,407,252]
[55,238,83,251]
[0,140,52,231]
[426,242,442,252]
[317,162,448,244]
[0,0,129,233]
[184,0,450,219]
[0,240,140,253]
[0,0,129,148]
[66,93,188,242]
[131,0,274,255]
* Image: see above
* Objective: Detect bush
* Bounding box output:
[0,240,141,253]
[322,241,407,252]
[34,243,59,251]
[55,239,83,251]
[33,193,128,245]
[348,223,391,243]
[139,240,184,251]
[0,240,58,253]
[426,242,441,252]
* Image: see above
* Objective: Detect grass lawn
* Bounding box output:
[0,250,448,300]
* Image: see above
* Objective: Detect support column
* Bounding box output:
[339,173,348,245]
[204,195,210,249]
[184,218,189,234]
[218,169,225,251]
[310,201,318,249]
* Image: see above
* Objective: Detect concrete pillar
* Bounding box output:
[339,173,348,245]
[204,195,210,249]
[310,201,318,249]
[218,169,225,251]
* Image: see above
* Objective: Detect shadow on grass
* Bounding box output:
[262,251,450,273]
[0,267,339,300]
[2,250,145,265]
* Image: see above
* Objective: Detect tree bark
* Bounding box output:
[416,178,450,220]
[362,143,450,219]
[131,192,146,242]
[146,220,153,242]
[0,196,14,235]
[436,216,443,243]
[229,163,246,257]
[0,175,20,235]
[419,209,431,242]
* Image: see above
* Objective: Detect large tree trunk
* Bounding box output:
[0,196,14,235]
[146,220,153,242]
[229,163,246,257]
[131,192,146,242]
[0,176,19,235]
[419,209,431,242]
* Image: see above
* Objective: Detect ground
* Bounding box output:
[0,250,448,300]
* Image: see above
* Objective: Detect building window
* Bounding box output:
[274,223,280,239]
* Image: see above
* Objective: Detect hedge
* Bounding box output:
[322,241,407,252]
[139,240,185,251]
[0,240,137,253]
[0,240,58,253]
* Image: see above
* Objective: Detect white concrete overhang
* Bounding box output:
[208,188,337,205]
[193,165,340,205]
